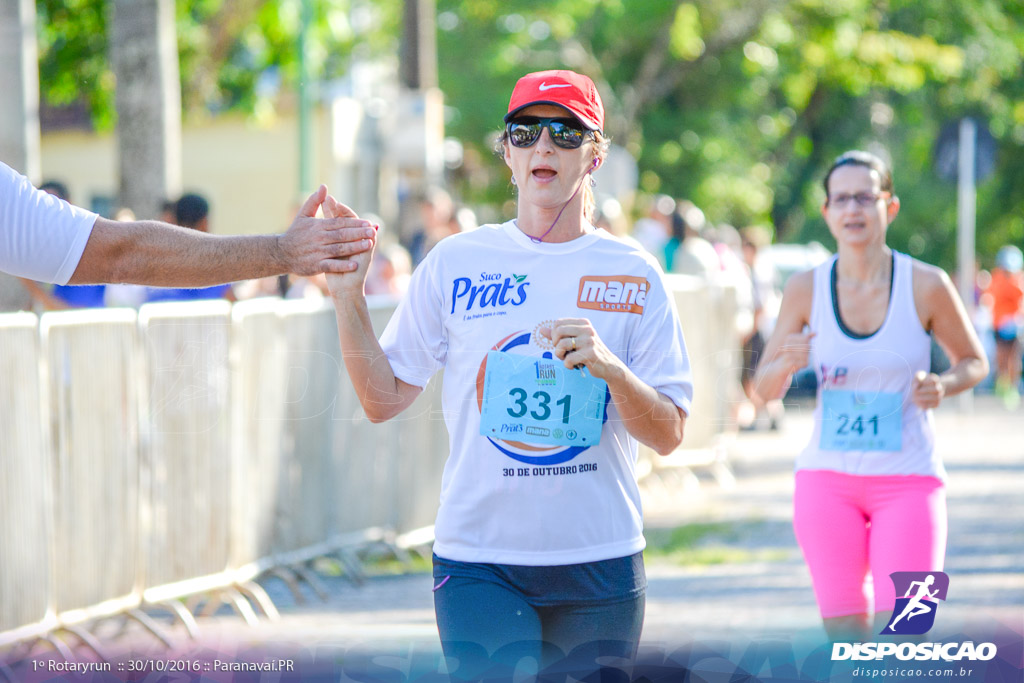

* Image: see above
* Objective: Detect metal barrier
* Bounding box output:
[1,280,732,653]
[638,276,739,492]
[670,275,719,448]
[329,303,405,539]
[139,301,234,605]
[277,301,351,554]
[231,298,407,595]
[229,298,290,579]
[41,309,144,653]
[706,280,744,435]
[0,313,53,647]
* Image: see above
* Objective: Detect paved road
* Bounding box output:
[9,396,1022,678]
[643,395,1024,644]
[115,396,1022,650]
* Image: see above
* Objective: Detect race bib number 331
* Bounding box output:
[479,351,607,447]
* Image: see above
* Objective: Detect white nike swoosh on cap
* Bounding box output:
[538,82,572,91]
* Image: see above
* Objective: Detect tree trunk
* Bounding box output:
[0,0,40,180]
[399,0,437,90]
[110,0,181,220]
[0,0,39,310]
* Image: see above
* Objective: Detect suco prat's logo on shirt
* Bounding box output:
[577,276,649,314]
[450,272,530,314]
[476,328,609,466]
[882,571,949,635]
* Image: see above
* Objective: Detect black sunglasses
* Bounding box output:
[506,117,591,149]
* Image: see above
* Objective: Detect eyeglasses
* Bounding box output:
[827,191,891,209]
[506,117,590,149]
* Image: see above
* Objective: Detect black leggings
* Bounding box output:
[433,573,644,680]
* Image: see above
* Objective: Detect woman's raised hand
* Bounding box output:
[322,194,377,298]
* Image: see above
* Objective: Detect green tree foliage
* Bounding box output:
[176,0,402,117]
[36,0,1023,267]
[37,0,401,125]
[37,0,115,128]
[435,0,1024,268]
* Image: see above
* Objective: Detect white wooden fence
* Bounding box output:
[0,279,742,653]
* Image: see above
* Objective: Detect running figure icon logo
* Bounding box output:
[882,571,950,635]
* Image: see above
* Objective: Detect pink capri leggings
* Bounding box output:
[793,470,946,619]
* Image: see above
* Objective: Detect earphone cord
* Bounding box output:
[529,167,592,244]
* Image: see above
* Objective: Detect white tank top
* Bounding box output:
[796,251,941,478]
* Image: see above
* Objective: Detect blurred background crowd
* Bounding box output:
[9,177,1022,416]
[1,0,1021,411]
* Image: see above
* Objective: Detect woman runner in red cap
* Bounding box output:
[324,70,693,677]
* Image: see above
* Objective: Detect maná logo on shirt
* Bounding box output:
[451,273,530,314]
[577,276,649,314]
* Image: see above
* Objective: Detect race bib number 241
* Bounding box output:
[820,390,903,452]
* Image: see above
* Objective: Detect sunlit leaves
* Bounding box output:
[32,0,1023,266]
[37,0,403,124]
[37,0,113,129]
[669,4,704,61]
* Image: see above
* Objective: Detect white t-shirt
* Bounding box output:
[1,161,97,284]
[379,221,693,565]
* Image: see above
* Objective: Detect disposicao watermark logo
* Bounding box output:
[832,571,999,663]
[882,571,949,635]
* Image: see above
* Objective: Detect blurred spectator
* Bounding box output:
[144,193,236,303]
[710,224,748,277]
[632,194,674,266]
[234,198,313,301]
[407,188,455,266]
[39,180,70,200]
[361,214,412,298]
[594,198,625,235]
[158,198,177,224]
[982,245,1024,409]
[0,271,33,312]
[233,275,286,300]
[21,181,106,309]
[450,205,479,235]
[113,207,136,222]
[663,209,686,271]
[365,243,413,297]
[595,198,645,251]
[738,225,785,430]
[972,266,996,391]
[669,200,719,277]
[711,223,756,332]
[285,273,331,299]
[708,223,757,431]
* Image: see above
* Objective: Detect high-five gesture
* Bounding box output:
[278,185,378,276]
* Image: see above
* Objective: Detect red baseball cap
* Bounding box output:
[505,70,604,132]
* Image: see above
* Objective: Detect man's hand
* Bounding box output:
[277,185,377,276]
